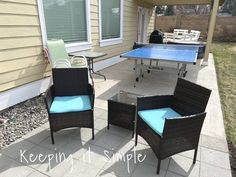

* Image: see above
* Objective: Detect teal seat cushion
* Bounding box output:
[50,95,91,113]
[138,107,181,136]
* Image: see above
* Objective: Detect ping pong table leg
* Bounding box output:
[178,63,187,78]
[134,59,138,87]
[140,60,144,78]
[147,60,152,73]
[148,60,152,73]
[149,60,152,66]
[177,63,180,70]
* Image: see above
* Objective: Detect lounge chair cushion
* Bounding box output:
[50,95,91,113]
[138,107,181,136]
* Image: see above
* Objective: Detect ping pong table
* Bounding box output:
[120,44,199,86]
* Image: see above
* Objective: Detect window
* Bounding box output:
[39,0,91,52]
[99,0,123,46]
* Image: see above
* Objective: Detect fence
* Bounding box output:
[155,15,236,41]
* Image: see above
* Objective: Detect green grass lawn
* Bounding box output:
[213,42,236,145]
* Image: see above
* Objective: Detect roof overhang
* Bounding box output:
[140,0,224,6]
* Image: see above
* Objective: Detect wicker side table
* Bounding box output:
[107,91,142,138]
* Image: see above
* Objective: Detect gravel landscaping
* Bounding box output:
[0,96,48,149]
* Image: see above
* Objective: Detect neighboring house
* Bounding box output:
[0,0,155,110]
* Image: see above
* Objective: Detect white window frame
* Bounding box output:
[37,0,92,52]
[99,0,123,47]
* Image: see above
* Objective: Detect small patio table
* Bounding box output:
[70,51,107,84]
[108,90,143,138]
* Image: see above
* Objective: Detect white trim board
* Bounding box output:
[93,55,127,72]
[0,77,52,111]
[0,55,126,111]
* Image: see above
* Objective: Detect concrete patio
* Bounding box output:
[0,55,232,177]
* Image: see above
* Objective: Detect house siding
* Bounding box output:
[0,0,50,92]
[0,0,155,92]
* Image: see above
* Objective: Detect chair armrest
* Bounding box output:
[137,95,173,111]
[88,84,95,108]
[70,55,87,60]
[163,112,206,139]
[44,85,55,112]
[70,55,88,66]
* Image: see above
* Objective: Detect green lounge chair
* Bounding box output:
[46,39,87,68]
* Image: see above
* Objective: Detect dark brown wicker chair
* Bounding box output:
[135,78,211,174]
[44,68,94,144]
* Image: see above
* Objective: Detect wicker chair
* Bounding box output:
[135,78,211,174]
[44,68,94,144]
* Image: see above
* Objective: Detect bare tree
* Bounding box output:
[220,0,236,16]
[175,5,211,15]
[233,0,236,16]
[156,6,165,15]
[164,6,175,16]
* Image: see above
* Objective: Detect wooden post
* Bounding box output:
[203,0,219,63]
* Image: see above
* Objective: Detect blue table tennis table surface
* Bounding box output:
[121,44,199,64]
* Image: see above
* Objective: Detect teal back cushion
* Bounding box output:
[46,39,69,62]
[50,95,91,113]
[138,107,181,136]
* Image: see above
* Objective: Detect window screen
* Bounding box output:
[43,0,87,43]
[101,0,121,40]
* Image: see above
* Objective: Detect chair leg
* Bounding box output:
[92,128,95,140]
[193,147,198,164]
[135,132,138,146]
[157,159,161,174]
[50,130,54,144]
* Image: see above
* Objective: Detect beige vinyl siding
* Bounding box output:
[2,0,37,5]
[0,2,38,15]
[140,0,213,5]
[0,71,51,92]
[0,26,41,38]
[0,64,50,85]
[0,0,48,92]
